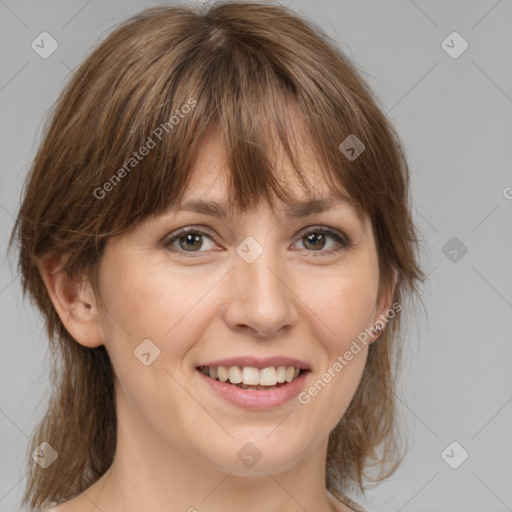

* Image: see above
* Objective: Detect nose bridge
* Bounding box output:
[223,230,297,337]
[238,234,281,290]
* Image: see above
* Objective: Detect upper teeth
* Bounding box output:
[201,366,301,386]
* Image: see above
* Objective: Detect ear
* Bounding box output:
[370,267,399,342]
[38,252,104,348]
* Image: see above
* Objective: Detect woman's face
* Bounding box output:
[90,126,390,476]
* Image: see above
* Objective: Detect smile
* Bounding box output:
[196,365,311,410]
[198,365,304,389]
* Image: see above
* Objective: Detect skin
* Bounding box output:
[40,124,395,512]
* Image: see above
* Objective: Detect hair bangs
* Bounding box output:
[90,25,369,248]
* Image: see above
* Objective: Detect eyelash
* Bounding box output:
[163,225,353,258]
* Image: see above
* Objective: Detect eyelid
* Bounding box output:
[163,224,353,256]
[163,224,216,243]
[296,225,352,246]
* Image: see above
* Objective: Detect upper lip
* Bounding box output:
[197,356,311,371]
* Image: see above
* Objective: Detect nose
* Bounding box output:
[221,243,298,338]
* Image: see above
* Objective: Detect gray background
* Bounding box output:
[1,1,511,511]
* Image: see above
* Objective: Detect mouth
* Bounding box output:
[197,365,309,390]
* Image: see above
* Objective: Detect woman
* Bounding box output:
[9,1,425,511]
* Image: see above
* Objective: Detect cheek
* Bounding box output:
[298,259,379,347]
[97,262,207,436]
[97,258,216,367]
[297,269,374,432]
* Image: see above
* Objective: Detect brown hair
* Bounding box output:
[8,1,426,509]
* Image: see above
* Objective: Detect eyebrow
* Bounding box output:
[176,192,360,219]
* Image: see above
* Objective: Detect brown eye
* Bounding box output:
[294,227,352,257]
[177,232,204,252]
[164,226,352,258]
[302,232,327,251]
[165,228,216,256]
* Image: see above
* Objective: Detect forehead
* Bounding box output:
[174,123,364,221]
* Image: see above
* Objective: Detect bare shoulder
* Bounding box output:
[44,504,73,512]
[328,498,353,512]
[43,495,87,512]
[327,488,370,512]
[43,471,111,512]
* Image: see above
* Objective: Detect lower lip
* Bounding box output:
[197,369,310,410]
